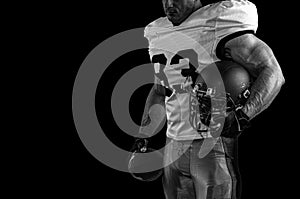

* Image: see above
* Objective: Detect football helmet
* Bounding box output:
[128,138,163,181]
[193,60,251,135]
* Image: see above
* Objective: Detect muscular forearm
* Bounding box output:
[242,63,284,119]
[139,84,166,137]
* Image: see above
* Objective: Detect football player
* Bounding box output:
[136,0,285,198]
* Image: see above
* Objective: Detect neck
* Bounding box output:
[171,1,203,26]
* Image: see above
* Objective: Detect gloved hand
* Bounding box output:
[131,137,149,153]
[235,108,251,131]
[221,108,250,138]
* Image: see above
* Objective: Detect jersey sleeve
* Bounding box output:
[144,17,168,44]
[144,19,169,88]
[216,0,258,39]
[144,21,155,41]
[144,17,170,62]
[144,21,156,61]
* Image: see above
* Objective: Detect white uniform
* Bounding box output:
[144,0,258,141]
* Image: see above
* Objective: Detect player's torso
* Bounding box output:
[144,0,258,140]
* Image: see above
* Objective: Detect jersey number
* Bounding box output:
[152,49,199,96]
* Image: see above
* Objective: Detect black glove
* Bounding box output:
[235,108,251,131]
[220,88,251,137]
[131,137,149,153]
[221,108,250,138]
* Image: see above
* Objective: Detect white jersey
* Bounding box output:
[144,0,258,140]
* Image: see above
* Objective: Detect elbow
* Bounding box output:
[276,66,285,88]
[269,64,285,94]
[267,56,285,88]
[279,75,285,88]
[263,62,285,93]
[280,72,285,86]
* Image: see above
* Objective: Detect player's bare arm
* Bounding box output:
[138,76,166,137]
[224,33,285,119]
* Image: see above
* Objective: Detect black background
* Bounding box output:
[41,0,294,198]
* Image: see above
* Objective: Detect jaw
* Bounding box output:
[167,7,195,26]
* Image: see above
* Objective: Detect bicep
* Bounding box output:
[223,33,281,78]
